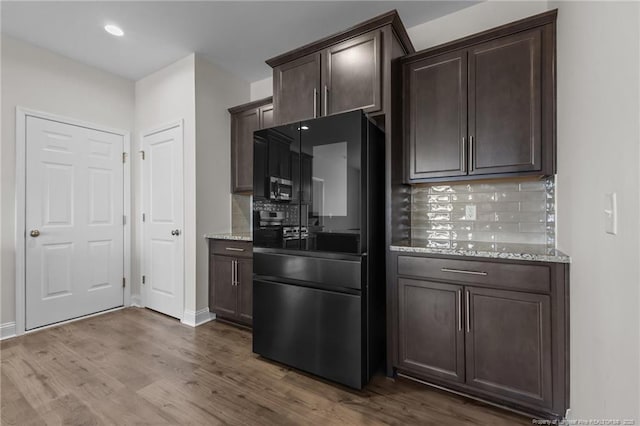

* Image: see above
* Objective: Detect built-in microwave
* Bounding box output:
[270,177,293,201]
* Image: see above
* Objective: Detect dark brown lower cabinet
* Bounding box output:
[391,253,569,420]
[398,278,465,383]
[466,287,552,408]
[209,240,253,327]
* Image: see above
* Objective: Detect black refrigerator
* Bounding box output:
[252,110,385,389]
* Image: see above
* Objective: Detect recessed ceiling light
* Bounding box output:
[300,125,309,130]
[104,24,124,37]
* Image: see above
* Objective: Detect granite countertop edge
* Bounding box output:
[389,244,571,264]
[203,233,253,242]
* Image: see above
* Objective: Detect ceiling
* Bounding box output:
[1,1,477,82]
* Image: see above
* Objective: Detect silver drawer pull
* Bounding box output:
[225,247,245,252]
[441,268,487,276]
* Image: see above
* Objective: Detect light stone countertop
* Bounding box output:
[204,232,252,242]
[390,240,570,264]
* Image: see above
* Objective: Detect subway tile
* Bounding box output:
[519,223,546,233]
[410,177,556,247]
[519,180,546,191]
[520,200,546,212]
[429,203,454,212]
[426,230,451,240]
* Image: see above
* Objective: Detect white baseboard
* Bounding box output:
[181,308,215,327]
[130,294,143,307]
[0,322,17,340]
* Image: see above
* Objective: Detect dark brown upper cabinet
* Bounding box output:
[402,10,556,183]
[469,29,542,175]
[267,10,414,125]
[229,97,273,194]
[273,53,321,125]
[323,31,381,116]
[406,50,468,180]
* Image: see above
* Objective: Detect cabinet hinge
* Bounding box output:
[122,277,126,288]
[139,150,145,160]
[142,275,146,285]
[142,213,146,222]
[122,152,127,163]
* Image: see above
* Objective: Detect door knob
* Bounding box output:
[171,229,181,236]
[30,229,40,237]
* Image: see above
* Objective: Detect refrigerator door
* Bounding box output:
[253,123,302,250]
[299,111,366,254]
[253,278,364,389]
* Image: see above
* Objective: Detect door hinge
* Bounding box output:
[122,277,126,288]
[139,150,145,160]
[142,275,146,284]
[123,215,126,225]
[142,213,146,222]
[122,152,127,163]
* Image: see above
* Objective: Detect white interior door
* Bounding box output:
[25,116,124,330]
[142,123,184,319]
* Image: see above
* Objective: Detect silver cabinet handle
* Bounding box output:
[465,290,471,333]
[441,268,487,276]
[461,136,466,172]
[457,290,462,331]
[234,260,239,286]
[324,85,329,116]
[231,260,236,286]
[313,88,318,118]
[225,247,245,252]
[30,229,40,237]
[469,135,474,171]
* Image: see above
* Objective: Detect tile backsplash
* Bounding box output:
[231,194,251,234]
[411,177,556,248]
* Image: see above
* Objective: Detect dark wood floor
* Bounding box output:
[1,308,529,425]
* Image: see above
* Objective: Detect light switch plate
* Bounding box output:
[465,205,477,221]
[604,193,617,235]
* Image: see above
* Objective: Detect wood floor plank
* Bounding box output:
[1,308,531,425]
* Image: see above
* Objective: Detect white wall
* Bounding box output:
[194,55,249,311]
[407,1,550,51]
[250,76,273,101]
[408,1,640,420]
[134,54,197,312]
[550,1,640,420]
[0,35,135,325]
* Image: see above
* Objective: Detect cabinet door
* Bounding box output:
[274,53,321,124]
[268,139,292,180]
[253,137,269,199]
[465,287,552,408]
[405,50,467,180]
[468,28,542,175]
[231,107,259,193]
[237,258,253,326]
[324,31,381,116]
[211,256,237,319]
[259,104,274,129]
[397,278,465,383]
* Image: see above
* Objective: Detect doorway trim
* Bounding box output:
[15,107,132,336]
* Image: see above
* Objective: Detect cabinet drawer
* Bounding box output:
[210,240,253,258]
[396,256,550,293]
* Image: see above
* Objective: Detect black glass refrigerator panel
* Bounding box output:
[253,111,366,254]
[299,111,365,254]
[253,123,302,250]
